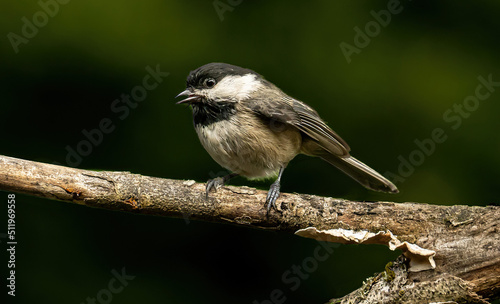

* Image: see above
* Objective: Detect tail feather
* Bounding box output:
[320,154,398,193]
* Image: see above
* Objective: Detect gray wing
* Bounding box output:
[245,94,398,193]
[245,95,350,157]
[288,97,350,156]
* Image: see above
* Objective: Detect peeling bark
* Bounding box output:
[295,228,437,272]
[0,155,498,303]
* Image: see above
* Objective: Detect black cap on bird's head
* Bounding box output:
[187,63,258,88]
[176,63,261,104]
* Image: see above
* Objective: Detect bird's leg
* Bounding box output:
[206,173,239,199]
[266,166,285,214]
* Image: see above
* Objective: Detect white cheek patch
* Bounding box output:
[206,74,263,102]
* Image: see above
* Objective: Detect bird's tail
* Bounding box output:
[320,154,398,193]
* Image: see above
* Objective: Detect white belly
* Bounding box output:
[195,116,301,179]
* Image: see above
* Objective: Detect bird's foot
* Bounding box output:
[266,181,281,215]
[206,173,238,199]
[206,177,225,199]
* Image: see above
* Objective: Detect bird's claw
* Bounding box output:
[266,181,281,215]
[205,177,225,199]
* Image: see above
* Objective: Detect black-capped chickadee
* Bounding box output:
[177,63,398,213]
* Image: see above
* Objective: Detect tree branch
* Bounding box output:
[0,155,498,303]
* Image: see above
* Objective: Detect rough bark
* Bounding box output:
[0,155,498,303]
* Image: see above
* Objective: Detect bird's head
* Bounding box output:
[176,63,265,105]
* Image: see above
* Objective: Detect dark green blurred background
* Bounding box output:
[1,1,499,303]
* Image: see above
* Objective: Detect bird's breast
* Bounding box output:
[194,110,302,179]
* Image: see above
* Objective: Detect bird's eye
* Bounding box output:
[204,78,216,88]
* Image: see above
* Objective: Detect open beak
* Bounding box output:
[175,89,201,104]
